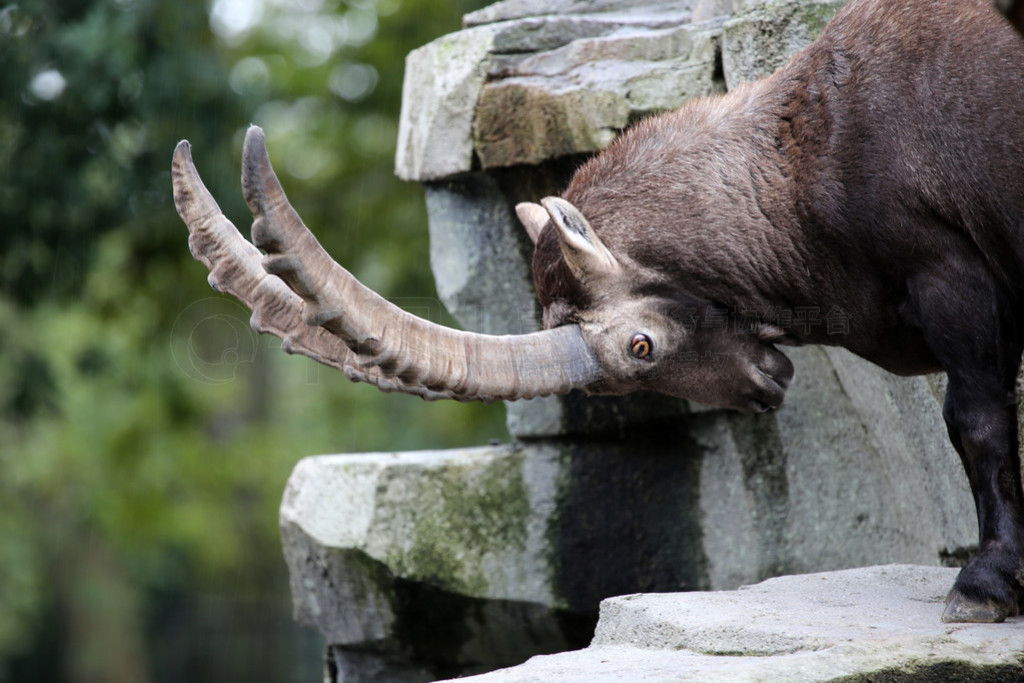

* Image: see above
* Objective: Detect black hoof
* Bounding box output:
[942,544,1024,623]
[942,589,1012,623]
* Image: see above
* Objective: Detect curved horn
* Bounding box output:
[173,140,458,399]
[173,126,601,402]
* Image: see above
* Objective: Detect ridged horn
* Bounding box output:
[172,126,601,402]
[172,139,460,399]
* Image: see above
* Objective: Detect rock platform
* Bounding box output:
[449,565,1024,682]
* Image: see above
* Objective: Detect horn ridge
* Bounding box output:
[173,138,463,401]
[174,128,603,402]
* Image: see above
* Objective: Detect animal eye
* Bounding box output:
[630,333,653,360]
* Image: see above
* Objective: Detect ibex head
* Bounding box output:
[173,125,792,412]
[518,193,793,413]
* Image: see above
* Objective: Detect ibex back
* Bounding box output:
[173,0,1024,622]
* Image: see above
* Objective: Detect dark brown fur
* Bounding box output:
[532,0,1024,621]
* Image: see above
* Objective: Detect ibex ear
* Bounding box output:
[515,202,548,245]
[541,197,622,284]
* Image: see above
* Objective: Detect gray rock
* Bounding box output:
[394,27,495,182]
[281,446,559,611]
[485,12,696,55]
[464,1,694,28]
[694,346,973,592]
[425,173,540,336]
[825,347,977,550]
[474,20,723,168]
[395,8,725,180]
[279,439,709,623]
[445,565,1024,682]
[507,390,694,439]
[280,370,975,636]
[692,0,735,22]
[280,445,596,679]
[722,0,848,87]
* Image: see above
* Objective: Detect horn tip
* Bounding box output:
[172,138,220,226]
[173,139,192,162]
[171,139,196,183]
[242,126,274,212]
[244,124,265,152]
[243,126,268,167]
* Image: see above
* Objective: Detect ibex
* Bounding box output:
[173,0,1024,622]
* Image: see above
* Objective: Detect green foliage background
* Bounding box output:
[0,0,502,680]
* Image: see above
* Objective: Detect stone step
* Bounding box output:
[445,565,1024,682]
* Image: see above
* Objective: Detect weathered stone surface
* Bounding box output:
[395,6,724,180]
[474,20,723,168]
[281,446,557,610]
[279,436,716,676]
[394,27,495,181]
[399,0,853,178]
[474,83,626,168]
[722,0,847,87]
[508,391,695,439]
[280,445,596,679]
[825,347,975,549]
[692,0,735,22]
[464,1,693,28]
[425,173,540,336]
[693,346,974,591]
[281,372,974,635]
[446,565,1024,682]
[279,436,708,620]
[485,12,695,55]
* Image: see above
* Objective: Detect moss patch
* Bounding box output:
[383,447,532,597]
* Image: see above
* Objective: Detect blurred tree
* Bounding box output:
[0,0,499,681]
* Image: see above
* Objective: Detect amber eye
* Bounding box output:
[630,333,653,360]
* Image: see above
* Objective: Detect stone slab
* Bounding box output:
[464,1,694,27]
[473,19,723,169]
[425,172,541,336]
[395,26,495,181]
[280,445,562,614]
[692,346,974,592]
[447,565,1024,682]
[396,8,724,180]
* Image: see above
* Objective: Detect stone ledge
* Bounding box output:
[463,1,694,27]
[447,565,1024,682]
[395,7,723,181]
